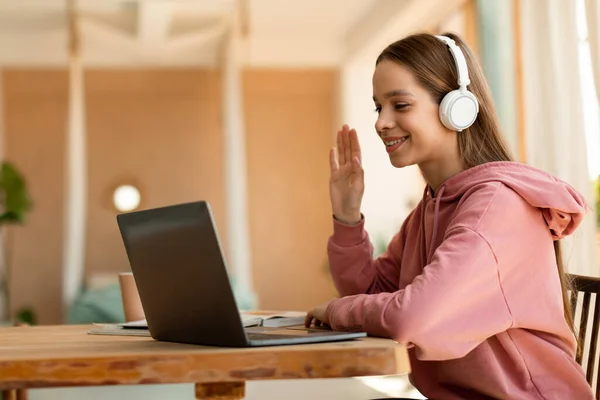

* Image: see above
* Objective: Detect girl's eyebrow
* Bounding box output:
[373,89,415,102]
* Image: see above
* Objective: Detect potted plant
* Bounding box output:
[0,161,33,323]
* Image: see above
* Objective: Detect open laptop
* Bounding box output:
[116,200,366,347]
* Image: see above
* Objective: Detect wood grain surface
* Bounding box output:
[0,325,410,391]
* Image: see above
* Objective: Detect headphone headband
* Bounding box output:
[434,35,479,131]
[435,35,470,90]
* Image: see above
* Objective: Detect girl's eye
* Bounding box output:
[374,104,408,113]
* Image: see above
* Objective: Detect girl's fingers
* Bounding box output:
[337,129,345,165]
[349,129,362,164]
[329,147,339,173]
[304,314,312,328]
[342,125,351,167]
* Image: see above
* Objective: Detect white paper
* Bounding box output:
[116,311,307,329]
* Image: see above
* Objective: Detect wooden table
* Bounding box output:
[0,325,410,399]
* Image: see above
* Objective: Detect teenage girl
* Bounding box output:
[305,33,594,400]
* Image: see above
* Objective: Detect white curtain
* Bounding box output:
[220,9,256,310]
[586,0,600,101]
[521,0,599,276]
[63,18,87,314]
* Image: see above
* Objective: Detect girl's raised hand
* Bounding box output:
[329,125,364,225]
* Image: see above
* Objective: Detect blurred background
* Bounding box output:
[1,0,600,399]
[0,0,598,331]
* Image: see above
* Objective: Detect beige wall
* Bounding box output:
[4,70,67,324]
[84,69,226,279]
[3,67,338,323]
[244,70,337,311]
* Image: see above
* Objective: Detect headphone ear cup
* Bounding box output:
[439,90,460,130]
[439,90,479,131]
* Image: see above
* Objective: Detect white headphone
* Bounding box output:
[435,35,479,132]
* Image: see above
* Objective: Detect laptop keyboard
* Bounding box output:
[247,333,306,340]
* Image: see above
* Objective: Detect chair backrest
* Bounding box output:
[568,273,600,397]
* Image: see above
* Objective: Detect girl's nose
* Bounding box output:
[375,110,396,134]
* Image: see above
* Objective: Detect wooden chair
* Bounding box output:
[568,273,600,398]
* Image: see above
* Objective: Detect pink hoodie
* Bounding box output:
[325,162,594,400]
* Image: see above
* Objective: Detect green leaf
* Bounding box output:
[16,307,36,325]
[0,162,32,225]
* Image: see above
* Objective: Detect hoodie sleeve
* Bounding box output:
[326,226,513,360]
[327,210,414,297]
[325,185,517,361]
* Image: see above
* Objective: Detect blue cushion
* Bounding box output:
[67,284,125,324]
[67,279,258,324]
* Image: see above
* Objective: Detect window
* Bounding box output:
[576,0,600,181]
[576,0,600,231]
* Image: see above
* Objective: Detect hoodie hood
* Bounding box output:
[432,161,590,240]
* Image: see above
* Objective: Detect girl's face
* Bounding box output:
[372,60,458,170]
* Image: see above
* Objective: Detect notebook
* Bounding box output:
[88,311,307,337]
